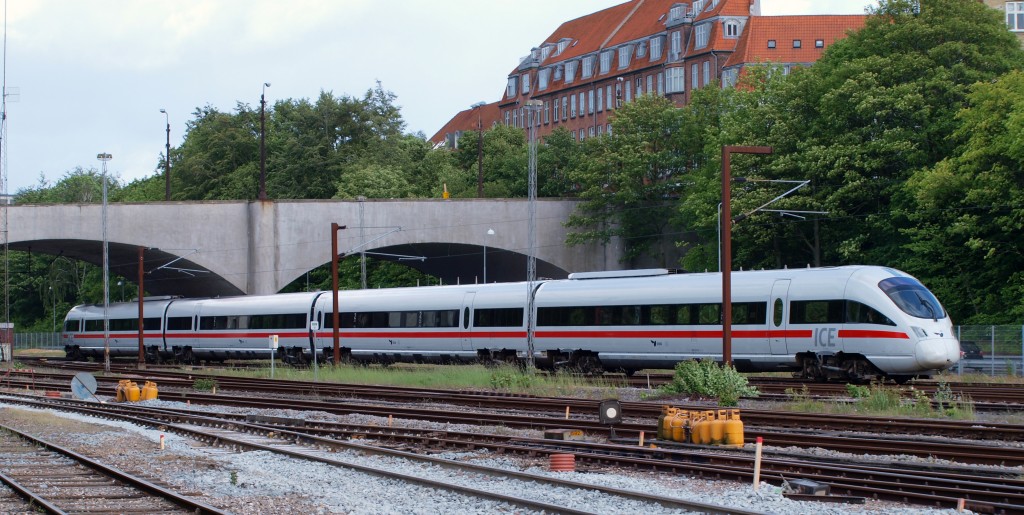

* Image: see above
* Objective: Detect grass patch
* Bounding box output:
[207,363,627,398]
[781,381,975,420]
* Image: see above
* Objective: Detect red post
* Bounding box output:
[137,247,145,366]
[721,146,772,366]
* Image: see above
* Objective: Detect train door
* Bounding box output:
[461,293,475,351]
[769,280,790,354]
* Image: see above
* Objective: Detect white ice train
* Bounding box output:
[61,265,960,381]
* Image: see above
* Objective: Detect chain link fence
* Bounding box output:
[13,333,63,350]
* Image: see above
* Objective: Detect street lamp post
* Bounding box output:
[159,109,170,200]
[721,146,772,367]
[259,82,271,200]
[331,223,347,365]
[483,228,495,283]
[97,152,112,373]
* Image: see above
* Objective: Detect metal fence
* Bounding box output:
[9,325,1024,376]
[13,332,63,350]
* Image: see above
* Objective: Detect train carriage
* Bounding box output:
[63,265,960,381]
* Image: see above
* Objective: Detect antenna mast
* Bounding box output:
[1,0,9,331]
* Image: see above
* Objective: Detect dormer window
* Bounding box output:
[522,73,530,94]
[793,39,802,48]
[637,41,647,58]
[541,45,552,61]
[724,20,739,38]
[695,23,709,49]
[650,36,663,60]
[554,65,563,81]
[815,39,825,48]
[565,60,577,83]
[506,77,517,98]
[767,39,776,49]
[556,38,571,55]
[539,68,551,90]
[618,45,632,69]
[692,0,705,16]
[600,50,613,74]
[669,4,687,21]
[582,55,595,78]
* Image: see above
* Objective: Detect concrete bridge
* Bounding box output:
[5,199,626,297]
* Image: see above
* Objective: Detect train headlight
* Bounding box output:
[910,326,929,338]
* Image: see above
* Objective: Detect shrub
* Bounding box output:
[845,383,870,398]
[192,378,218,392]
[659,360,758,406]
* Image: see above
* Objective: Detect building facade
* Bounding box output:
[435,0,1024,147]
[984,0,1024,45]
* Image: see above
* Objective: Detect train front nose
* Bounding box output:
[914,337,960,370]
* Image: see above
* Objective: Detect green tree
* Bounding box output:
[171,103,260,200]
[905,70,1024,323]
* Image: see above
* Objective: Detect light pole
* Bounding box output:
[117,280,123,302]
[259,82,271,200]
[721,146,772,367]
[470,101,486,198]
[524,99,543,370]
[97,152,112,373]
[49,286,54,332]
[159,109,170,200]
[483,228,495,283]
[331,223,347,366]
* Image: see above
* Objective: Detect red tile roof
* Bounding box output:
[724,15,868,68]
[429,101,502,146]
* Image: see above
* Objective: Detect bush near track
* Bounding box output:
[657,360,759,406]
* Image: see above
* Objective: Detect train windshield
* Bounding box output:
[878,277,946,320]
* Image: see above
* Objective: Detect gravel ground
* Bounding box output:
[0,394,978,514]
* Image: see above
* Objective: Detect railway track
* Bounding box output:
[0,394,754,515]
[0,421,225,514]
[3,393,1022,513]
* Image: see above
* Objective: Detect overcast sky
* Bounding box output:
[0,0,871,193]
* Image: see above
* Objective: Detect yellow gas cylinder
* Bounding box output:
[697,410,714,444]
[657,406,673,440]
[115,380,127,402]
[724,409,745,447]
[710,409,727,445]
[140,381,159,401]
[125,381,141,402]
[670,410,689,442]
[689,412,705,444]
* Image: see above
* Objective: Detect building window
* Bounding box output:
[582,56,595,78]
[521,73,530,94]
[695,23,709,49]
[636,77,642,97]
[553,99,560,122]
[579,128,585,140]
[625,82,632,103]
[597,87,603,112]
[722,68,738,88]
[539,68,550,90]
[724,20,739,38]
[504,111,510,126]
[1008,2,1024,31]
[618,45,631,69]
[570,94,577,118]
[607,85,614,109]
[506,77,517,98]
[691,63,699,90]
[670,31,681,59]
[512,109,518,127]
[606,124,612,136]
[544,102,550,124]
[588,90,595,114]
[650,36,663,60]
[589,126,595,137]
[646,75,653,95]
[815,39,824,48]
[703,61,710,86]
[767,39,776,49]
[562,97,568,121]
[565,61,577,84]
[793,39,801,49]
[666,67,684,93]
[557,38,570,55]
[579,93,586,117]
[637,41,647,58]
[541,45,552,61]
[600,51,613,74]
[657,72,664,95]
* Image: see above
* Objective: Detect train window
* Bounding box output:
[697,304,720,325]
[166,316,192,331]
[200,316,246,330]
[249,313,306,330]
[85,320,104,332]
[463,307,470,329]
[645,305,673,325]
[422,310,459,328]
[790,300,844,324]
[878,277,946,319]
[773,299,783,327]
[846,301,896,326]
[475,308,524,327]
[732,302,767,325]
[109,318,162,331]
[63,319,82,332]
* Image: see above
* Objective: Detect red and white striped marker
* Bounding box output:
[159,434,165,450]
